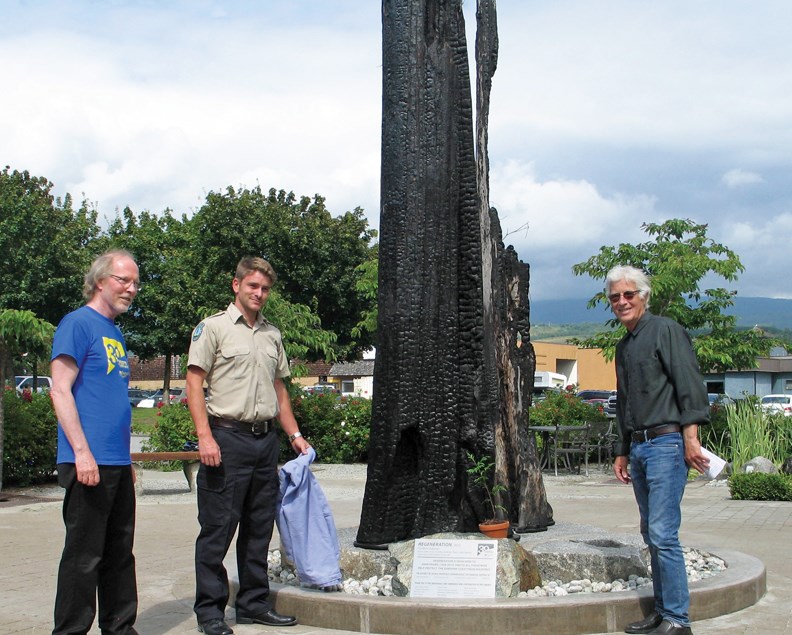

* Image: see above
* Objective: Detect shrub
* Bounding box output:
[140,384,371,467]
[729,472,792,501]
[3,388,58,486]
[141,401,197,471]
[529,388,608,428]
[282,392,371,464]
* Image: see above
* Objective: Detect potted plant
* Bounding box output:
[466,451,510,538]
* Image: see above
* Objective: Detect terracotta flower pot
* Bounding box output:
[478,520,509,539]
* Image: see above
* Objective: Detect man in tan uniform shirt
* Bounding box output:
[187,257,310,635]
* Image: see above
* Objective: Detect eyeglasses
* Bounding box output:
[608,290,641,303]
[108,274,141,291]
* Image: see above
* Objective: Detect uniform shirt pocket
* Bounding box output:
[220,344,251,380]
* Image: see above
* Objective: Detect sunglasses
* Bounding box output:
[608,290,641,303]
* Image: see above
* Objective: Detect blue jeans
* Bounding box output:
[630,432,690,627]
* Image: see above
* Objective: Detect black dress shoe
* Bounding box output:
[197,618,234,635]
[625,611,663,633]
[236,608,298,627]
[647,620,693,635]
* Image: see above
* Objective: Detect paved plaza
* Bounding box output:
[1,463,790,634]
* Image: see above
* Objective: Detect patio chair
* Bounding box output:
[586,420,618,468]
[552,424,591,476]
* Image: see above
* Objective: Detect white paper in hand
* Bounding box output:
[701,447,727,479]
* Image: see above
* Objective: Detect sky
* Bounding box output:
[3,1,792,302]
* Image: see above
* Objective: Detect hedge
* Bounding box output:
[2,388,58,486]
[728,472,792,501]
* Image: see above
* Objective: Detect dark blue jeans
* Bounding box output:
[53,463,138,635]
[193,427,280,623]
[630,432,690,627]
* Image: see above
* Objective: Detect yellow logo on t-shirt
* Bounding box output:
[103,337,126,375]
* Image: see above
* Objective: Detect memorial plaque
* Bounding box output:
[410,538,498,598]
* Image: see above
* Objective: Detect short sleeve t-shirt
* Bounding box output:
[52,305,133,465]
[188,303,291,422]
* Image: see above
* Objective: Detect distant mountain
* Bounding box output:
[531,296,792,330]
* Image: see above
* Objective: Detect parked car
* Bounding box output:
[168,387,187,403]
[137,390,162,408]
[15,375,53,394]
[304,383,339,395]
[128,388,153,407]
[604,394,618,419]
[576,390,615,406]
[530,386,561,407]
[137,388,187,408]
[760,394,792,416]
[708,393,735,408]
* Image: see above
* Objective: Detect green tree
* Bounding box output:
[105,207,199,393]
[0,309,55,491]
[260,290,338,363]
[0,167,98,321]
[186,186,377,358]
[572,219,776,372]
[107,205,337,380]
[350,253,378,340]
[0,167,98,374]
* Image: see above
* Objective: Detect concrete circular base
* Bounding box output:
[269,549,765,635]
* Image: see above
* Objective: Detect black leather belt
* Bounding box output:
[209,416,273,436]
[631,423,681,443]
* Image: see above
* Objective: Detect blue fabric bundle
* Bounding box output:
[276,448,343,588]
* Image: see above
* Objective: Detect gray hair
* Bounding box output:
[605,265,651,309]
[82,249,136,301]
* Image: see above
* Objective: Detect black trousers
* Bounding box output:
[194,427,280,623]
[53,464,138,635]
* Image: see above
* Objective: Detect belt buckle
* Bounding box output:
[637,429,649,442]
[251,420,267,436]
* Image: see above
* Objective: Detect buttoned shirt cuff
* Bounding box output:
[681,409,709,427]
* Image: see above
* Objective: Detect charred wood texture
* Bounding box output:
[356,0,552,547]
[489,213,555,531]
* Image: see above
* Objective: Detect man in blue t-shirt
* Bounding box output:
[50,249,140,635]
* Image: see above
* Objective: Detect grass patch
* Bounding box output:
[131,407,160,435]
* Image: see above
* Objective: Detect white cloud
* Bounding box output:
[488,160,664,299]
[491,2,792,153]
[3,0,792,301]
[491,160,656,249]
[718,214,792,299]
[721,169,765,188]
[0,5,382,218]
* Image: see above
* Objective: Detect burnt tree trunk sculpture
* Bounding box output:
[476,1,554,532]
[356,0,552,548]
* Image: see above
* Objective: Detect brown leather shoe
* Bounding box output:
[625,611,663,634]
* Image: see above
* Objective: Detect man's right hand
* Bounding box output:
[198,434,222,467]
[75,450,100,486]
[613,455,631,484]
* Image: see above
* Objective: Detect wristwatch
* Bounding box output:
[288,431,303,443]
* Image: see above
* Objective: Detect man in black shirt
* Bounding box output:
[607,265,709,635]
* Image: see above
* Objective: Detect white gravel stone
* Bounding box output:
[266,545,726,598]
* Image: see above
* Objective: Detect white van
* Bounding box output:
[15,375,53,393]
[534,371,567,389]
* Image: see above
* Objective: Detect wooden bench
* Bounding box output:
[130,451,201,494]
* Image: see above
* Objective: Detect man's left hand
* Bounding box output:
[684,436,710,474]
[291,435,311,455]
